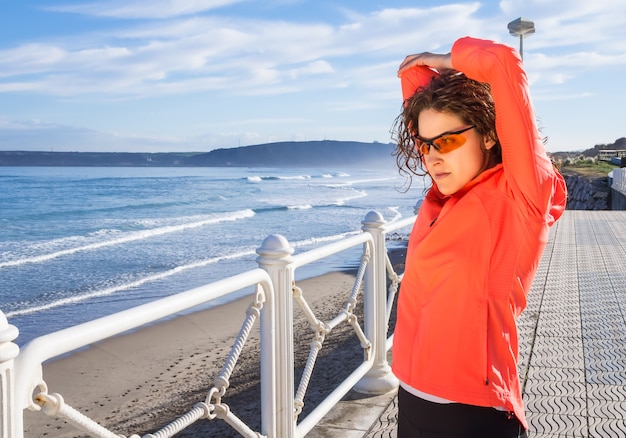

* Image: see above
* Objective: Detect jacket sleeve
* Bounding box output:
[451,37,566,223]
[399,65,439,103]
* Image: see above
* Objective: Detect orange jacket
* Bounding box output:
[391,37,567,430]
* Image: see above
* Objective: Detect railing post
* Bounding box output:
[0,311,21,438]
[414,198,423,215]
[256,234,295,438]
[353,211,399,394]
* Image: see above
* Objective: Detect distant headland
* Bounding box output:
[2,137,625,170]
[0,140,396,168]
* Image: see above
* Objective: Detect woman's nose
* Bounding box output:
[424,149,443,165]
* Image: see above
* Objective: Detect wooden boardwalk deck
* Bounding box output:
[311,210,626,437]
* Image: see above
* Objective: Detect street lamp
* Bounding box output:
[507,17,535,61]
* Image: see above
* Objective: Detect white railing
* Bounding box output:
[0,209,417,438]
[612,167,626,194]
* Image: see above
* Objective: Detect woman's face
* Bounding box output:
[418,109,495,196]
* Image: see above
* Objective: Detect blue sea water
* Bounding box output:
[0,166,423,345]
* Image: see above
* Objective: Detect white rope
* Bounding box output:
[144,288,268,438]
[35,392,126,438]
[31,286,269,438]
[347,244,370,306]
[347,313,370,353]
[292,285,322,330]
[290,245,373,420]
[325,310,348,330]
[219,403,266,438]
[294,331,324,418]
[384,251,401,325]
[141,403,210,438]
[213,287,265,393]
[30,260,376,438]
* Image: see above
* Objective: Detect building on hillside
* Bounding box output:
[598,149,626,161]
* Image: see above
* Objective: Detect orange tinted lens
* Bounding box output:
[433,134,466,153]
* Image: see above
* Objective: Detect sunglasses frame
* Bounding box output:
[412,125,476,155]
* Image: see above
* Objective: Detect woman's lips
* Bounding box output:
[433,172,450,180]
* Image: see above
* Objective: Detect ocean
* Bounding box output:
[0,165,423,346]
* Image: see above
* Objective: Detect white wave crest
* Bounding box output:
[287,204,313,210]
[386,207,403,223]
[4,248,257,317]
[291,230,360,248]
[0,209,256,269]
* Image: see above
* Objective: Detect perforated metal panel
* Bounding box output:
[362,211,626,438]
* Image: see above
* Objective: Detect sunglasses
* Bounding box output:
[412,125,475,155]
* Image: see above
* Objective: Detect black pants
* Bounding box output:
[397,386,528,438]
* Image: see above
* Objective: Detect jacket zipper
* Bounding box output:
[485,307,490,386]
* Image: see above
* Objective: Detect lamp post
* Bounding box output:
[507,17,535,61]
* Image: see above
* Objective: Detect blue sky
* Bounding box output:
[0,0,624,153]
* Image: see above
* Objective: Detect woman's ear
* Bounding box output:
[483,134,497,150]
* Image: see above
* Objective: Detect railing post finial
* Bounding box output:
[256,234,295,438]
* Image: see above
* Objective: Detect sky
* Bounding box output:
[0,0,625,153]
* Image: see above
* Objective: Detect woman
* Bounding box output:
[391,36,567,437]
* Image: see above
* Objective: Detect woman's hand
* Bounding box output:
[398,52,452,77]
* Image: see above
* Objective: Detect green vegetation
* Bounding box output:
[560,158,617,177]
[550,136,625,177]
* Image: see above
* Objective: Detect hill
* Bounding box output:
[551,137,626,160]
[188,140,395,167]
[0,151,194,167]
[0,140,396,168]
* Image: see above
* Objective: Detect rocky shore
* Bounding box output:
[562,171,611,210]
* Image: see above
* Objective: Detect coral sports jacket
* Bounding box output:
[391,37,567,430]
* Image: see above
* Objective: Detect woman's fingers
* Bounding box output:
[398,53,452,76]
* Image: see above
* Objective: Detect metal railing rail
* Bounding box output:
[612,167,626,194]
[0,209,417,438]
[14,269,276,438]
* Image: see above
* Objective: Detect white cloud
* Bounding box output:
[283,60,334,82]
[0,4,494,99]
[0,118,201,152]
[45,0,244,19]
[0,44,67,77]
[532,91,593,102]
[1,1,625,152]
[500,0,626,17]
[0,15,348,97]
[500,0,626,54]
[528,51,626,72]
[0,117,52,130]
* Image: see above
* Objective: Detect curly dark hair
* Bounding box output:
[392,69,502,187]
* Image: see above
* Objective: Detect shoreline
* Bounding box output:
[23,247,407,437]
